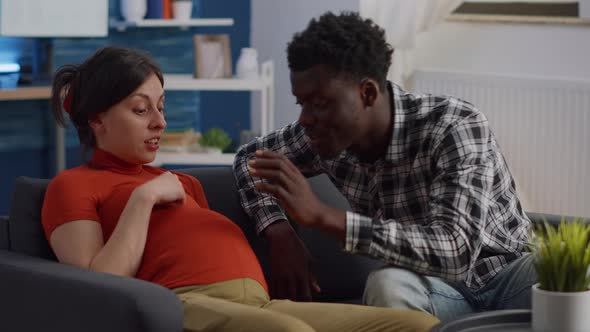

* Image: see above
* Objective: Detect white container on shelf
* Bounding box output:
[236,48,259,79]
[121,0,147,22]
[172,1,193,21]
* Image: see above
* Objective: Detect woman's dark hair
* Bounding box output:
[50,46,163,151]
[287,11,393,91]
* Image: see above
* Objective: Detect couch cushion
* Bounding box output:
[302,174,384,302]
[8,176,55,259]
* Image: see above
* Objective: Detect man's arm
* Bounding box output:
[233,121,323,300]
[233,121,323,234]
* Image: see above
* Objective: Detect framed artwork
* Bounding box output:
[193,34,232,79]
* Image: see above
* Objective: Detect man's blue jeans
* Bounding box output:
[363,254,537,322]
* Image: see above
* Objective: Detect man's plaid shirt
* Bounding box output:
[233,82,530,289]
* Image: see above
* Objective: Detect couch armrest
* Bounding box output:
[526,211,589,227]
[0,250,183,332]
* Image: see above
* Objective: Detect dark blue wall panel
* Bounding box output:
[0,0,251,215]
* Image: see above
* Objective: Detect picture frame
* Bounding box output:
[193,34,232,79]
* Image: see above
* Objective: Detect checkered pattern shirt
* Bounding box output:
[233,82,531,289]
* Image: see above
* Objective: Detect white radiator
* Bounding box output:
[412,69,590,218]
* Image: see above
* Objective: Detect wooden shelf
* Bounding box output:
[164,74,266,91]
[149,151,235,166]
[109,18,234,31]
[0,86,51,101]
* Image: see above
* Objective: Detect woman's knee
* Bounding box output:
[185,311,315,332]
[254,313,315,332]
[182,294,315,332]
[370,308,440,332]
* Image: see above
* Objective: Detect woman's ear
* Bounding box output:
[360,78,378,108]
[88,113,105,134]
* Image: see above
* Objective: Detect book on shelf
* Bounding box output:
[163,0,171,19]
[146,0,164,19]
[159,128,199,152]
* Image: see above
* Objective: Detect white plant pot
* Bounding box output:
[172,1,193,21]
[532,283,590,332]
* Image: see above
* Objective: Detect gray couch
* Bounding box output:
[0,166,574,332]
[0,167,383,332]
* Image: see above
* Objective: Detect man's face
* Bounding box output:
[290,65,365,158]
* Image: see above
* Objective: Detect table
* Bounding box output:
[431,309,532,332]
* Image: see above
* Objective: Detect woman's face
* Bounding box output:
[91,73,166,164]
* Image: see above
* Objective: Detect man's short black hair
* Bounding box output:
[287,11,393,91]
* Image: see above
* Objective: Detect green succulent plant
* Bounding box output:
[532,218,590,292]
[199,127,232,152]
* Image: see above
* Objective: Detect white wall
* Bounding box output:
[251,6,590,216]
[412,20,590,217]
[251,5,590,130]
[413,21,590,80]
[250,0,359,132]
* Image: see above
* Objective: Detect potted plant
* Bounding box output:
[531,218,590,332]
[198,127,232,154]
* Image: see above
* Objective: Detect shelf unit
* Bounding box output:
[0,19,273,170]
[166,61,274,135]
[0,61,274,170]
[151,60,274,167]
[150,151,235,166]
[109,18,234,31]
[0,86,51,101]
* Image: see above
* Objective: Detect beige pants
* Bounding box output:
[173,278,439,332]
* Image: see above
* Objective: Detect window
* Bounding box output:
[449,1,589,24]
[453,1,578,17]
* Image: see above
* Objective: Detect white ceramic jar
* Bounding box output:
[121,0,147,22]
[172,0,193,21]
[236,48,259,79]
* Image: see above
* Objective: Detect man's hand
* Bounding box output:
[135,171,186,206]
[249,149,347,239]
[248,150,326,228]
[264,220,320,301]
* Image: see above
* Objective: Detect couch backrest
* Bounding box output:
[0,216,8,250]
[7,167,382,302]
[8,176,55,259]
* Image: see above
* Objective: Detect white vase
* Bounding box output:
[203,147,222,155]
[236,48,259,79]
[532,283,590,332]
[172,1,193,21]
[120,0,147,22]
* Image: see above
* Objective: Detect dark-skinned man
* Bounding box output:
[233,11,536,322]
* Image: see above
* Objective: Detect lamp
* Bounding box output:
[0,63,21,89]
